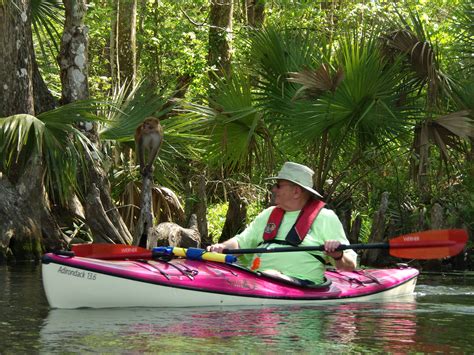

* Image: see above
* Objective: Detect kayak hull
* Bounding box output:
[41,253,418,309]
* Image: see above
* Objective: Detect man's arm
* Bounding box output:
[324,240,357,271]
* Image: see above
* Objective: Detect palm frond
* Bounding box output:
[288,64,344,99]
[31,0,64,58]
[452,79,474,111]
[435,110,474,139]
[100,81,173,141]
[0,114,45,169]
[449,0,474,70]
[102,81,209,192]
[383,5,454,107]
[383,29,436,80]
[289,33,411,147]
[114,177,185,234]
[250,25,329,121]
[413,110,473,179]
[188,73,274,175]
[0,103,104,204]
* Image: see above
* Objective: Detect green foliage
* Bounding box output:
[189,72,274,175]
[207,200,265,244]
[207,202,228,243]
[290,33,410,146]
[25,0,473,243]
[247,199,265,222]
[133,0,209,98]
[62,219,94,244]
[99,82,172,141]
[31,0,63,57]
[86,1,114,98]
[250,26,321,121]
[99,80,208,192]
[0,102,105,204]
[31,0,64,99]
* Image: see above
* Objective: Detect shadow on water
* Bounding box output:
[0,263,49,353]
[1,265,473,353]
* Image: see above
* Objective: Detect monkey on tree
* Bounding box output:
[134,117,163,176]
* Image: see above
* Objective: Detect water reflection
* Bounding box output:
[2,264,473,353]
[40,296,427,353]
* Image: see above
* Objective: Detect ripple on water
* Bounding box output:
[415,284,474,296]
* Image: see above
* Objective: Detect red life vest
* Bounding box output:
[262,199,326,245]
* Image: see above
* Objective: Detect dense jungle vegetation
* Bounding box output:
[0,0,472,268]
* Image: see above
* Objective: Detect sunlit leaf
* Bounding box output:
[435,110,474,139]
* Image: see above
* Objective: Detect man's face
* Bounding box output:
[271,179,297,207]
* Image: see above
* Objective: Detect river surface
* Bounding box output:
[1,263,473,353]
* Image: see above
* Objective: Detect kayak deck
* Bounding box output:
[42,253,419,308]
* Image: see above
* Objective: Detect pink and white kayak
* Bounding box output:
[41,252,419,309]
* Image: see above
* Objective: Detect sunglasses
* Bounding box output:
[273,182,295,189]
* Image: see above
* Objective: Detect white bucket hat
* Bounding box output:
[267,162,323,198]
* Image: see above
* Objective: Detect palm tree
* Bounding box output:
[0,102,104,260]
[101,81,208,241]
[246,26,415,206]
[188,71,274,241]
[383,5,474,202]
[189,25,412,241]
[0,80,210,256]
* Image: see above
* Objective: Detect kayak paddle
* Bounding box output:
[223,229,468,260]
[71,229,467,262]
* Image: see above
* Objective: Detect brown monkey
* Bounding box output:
[135,117,163,175]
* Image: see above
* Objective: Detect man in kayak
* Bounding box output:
[207,162,357,286]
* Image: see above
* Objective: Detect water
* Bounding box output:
[1,264,473,353]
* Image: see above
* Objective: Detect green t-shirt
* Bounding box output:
[235,206,357,284]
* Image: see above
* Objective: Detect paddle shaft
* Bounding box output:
[223,239,460,255]
[224,243,388,254]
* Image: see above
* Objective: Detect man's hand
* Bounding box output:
[206,237,240,254]
[206,243,227,253]
[324,240,343,260]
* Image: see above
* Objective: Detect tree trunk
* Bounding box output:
[0,155,66,262]
[361,192,389,266]
[195,175,210,245]
[349,214,361,245]
[133,174,154,246]
[110,0,137,89]
[245,0,265,28]
[430,203,444,229]
[208,0,233,79]
[59,0,90,104]
[119,0,137,87]
[184,173,210,245]
[136,0,147,67]
[422,203,444,270]
[58,0,132,245]
[33,61,57,114]
[0,0,35,116]
[110,0,118,86]
[0,1,55,116]
[412,124,432,204]
[219,189,248,243]
[0,1,65,261]
[84,161,133,244]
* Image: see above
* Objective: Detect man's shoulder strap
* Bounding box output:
[286,199,326,245]
[263,199,325,243]
[263,207,285,241]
